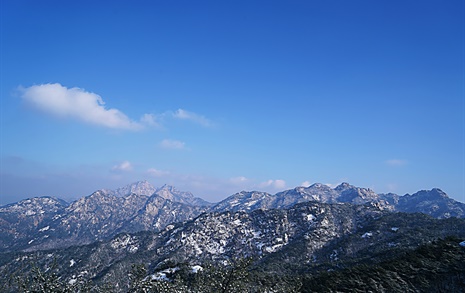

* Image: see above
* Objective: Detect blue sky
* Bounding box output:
[1,0,464,204]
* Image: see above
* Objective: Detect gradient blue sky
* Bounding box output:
[1,0,464,204]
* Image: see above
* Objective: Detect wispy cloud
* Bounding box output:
[20,83,143,130]
[324,183,339,188]
[385,159,408,167]
[300,181,311,187]
[147,168,170,177]
[159,139,186,150]
[173,109,213,127]
[230,176,249,185]
[140,113,162,128]
[259,179,286,190]
[300,180,345,188]
[111,161,133,172]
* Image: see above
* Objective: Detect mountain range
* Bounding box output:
[1,181,464,292]
[1,181,464,254]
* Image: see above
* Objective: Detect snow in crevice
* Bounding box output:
[149,267,179,281]
[25,210,36,216]
[232,219,242,225]
[39,226,50,232]
[361,232,372,238]
[191,265,203,273]
[110,234,139,253]
[302,213,315,221]
[245,200,258,207]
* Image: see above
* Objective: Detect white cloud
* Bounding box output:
[259,179,286,190]
[140,113,162,128]
[159,139,186,150]
[19,84,216,132]
[112,161,133,172]
[173,109,213,127]
[300,181,311,187]
[385,159,408,167]
[273,179,286,189]
[324,183,340,188]
[20,83,143,130]
[300,181,342,188]
[230,176,249,185]
[147,168,170,177]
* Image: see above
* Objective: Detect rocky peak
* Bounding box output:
[155,184,188,198]
[334,182,352,191]
[309,183,331,189]
[154,184,211,207]
[284,184,337,203]
[425,188,448,199]
[404,188,449,201]
[113,180,156,197]
[396,188,464,219]
[432,188,448,198]
[69,189,117,207]
[0,196,68,213]
[334,183,379,205]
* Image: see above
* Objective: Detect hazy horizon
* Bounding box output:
[0,179,463,207]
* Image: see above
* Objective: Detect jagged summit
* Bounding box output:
[309,182,332,189]
[0,196,67,214]
[155,184,190,197]
[392,188,462,218]
[408,188,448,199]
[109,181,211,207]
[112,180,157,197]
[155,184,193,200]
[334,182,352,191]
[211,183,464,218]
[1,181,464,254]
[156,184,176,191]
[155,184,212,207]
